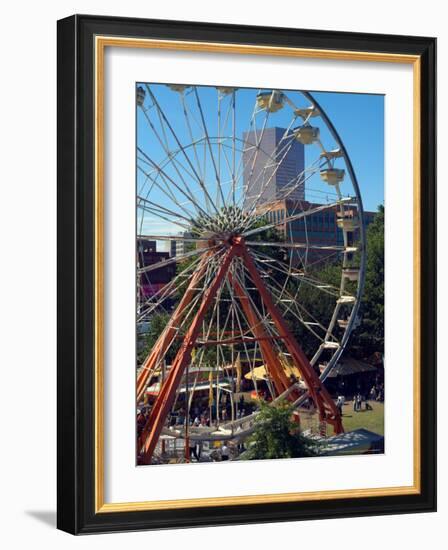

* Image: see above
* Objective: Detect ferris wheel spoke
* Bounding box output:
[136,206,191,232]
[193,87,226,210]
[217,95,236,206]
[145,86,221,217]
[139,105,209,211]
[137,195,195,225]
[234,90,259,170]
[230,268,296,385]
[244,257,328,341]
[145,86,203,183]
[242,120,299,218]
[239,109,299,203]
[223,278,263,396]
[138,148,215,223]
[249,247,343,299]
[217,94,222,209]
[241,159,323,233]
[245,240,348,252]
[137,172,200,223]
[137,208,191,231]
[137,254,207,320]
[179,94,205,187]
[138,244,221,275]
[137,234,210,243]
[243,103,272,198]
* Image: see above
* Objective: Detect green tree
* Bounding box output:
[286,261,342,358]
[245,401,318,460]
[137,312,182,365]
[350,205,384,358]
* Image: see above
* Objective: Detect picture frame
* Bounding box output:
[57,14,436,534]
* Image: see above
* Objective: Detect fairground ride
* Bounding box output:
[135,84,366,464]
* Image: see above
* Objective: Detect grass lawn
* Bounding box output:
[339,400,384,436]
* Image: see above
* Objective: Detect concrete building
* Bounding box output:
[243,127,305,209]
[137,239,175,301]
[255,199,376,264]
[169,232,194,257]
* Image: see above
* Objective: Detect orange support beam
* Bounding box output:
[139,246,236,464]
[228,272,293,397]
[240,244,343,433]
[136,250,212,403]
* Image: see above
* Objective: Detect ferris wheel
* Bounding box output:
[135,83,366,464]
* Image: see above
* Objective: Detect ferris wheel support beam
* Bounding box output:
[136,249,216,402]
[239,244,344,434]
[139,246,237,464]
[138,238,343,463]
[229,272,293,397]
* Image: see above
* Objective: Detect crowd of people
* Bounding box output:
[136,393,255,449]
[335,382,384,416]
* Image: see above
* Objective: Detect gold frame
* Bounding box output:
[94,36,421,514]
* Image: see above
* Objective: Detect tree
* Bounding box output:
[245,400,318,460]
[286,261,342,358]
[349,205,384,358]
[137,312,183,365]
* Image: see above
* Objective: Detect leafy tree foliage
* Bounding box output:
[137,312,181,365]
[245,400,318,460]
[349,204,384,358]
[286,262,342,358]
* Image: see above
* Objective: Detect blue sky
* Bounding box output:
[137,84,384,248]
[312,90,384,212]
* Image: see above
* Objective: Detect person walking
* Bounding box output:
[189,440,200,462]
[356,393,362,411]
[336,395,345,416]
[221,442,230,461]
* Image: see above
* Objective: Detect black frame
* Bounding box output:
[57,14,437,534]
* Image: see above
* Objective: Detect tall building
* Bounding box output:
[243,127,305,208]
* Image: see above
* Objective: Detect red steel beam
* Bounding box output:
[239,243,343,433]
[136,250,213,402]
[139,246,236,464]
[228,271,293,397]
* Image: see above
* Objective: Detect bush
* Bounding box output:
[245,400,319,460]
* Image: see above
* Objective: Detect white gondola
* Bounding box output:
[320,148,343,159]
[293,125,320,145]
[167,84,190,93]
[342,267,360,281]
[336,215,360,231]
[256,90,285,112]
[322,341,339,350]
[294,106,319,119]
[217,87,238,95]
[136,86,146,106]
[320,168,345,185]
[337,295,356,305]
[337,319,349,329]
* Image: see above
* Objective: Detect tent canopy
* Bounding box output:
[322,357,377,378]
